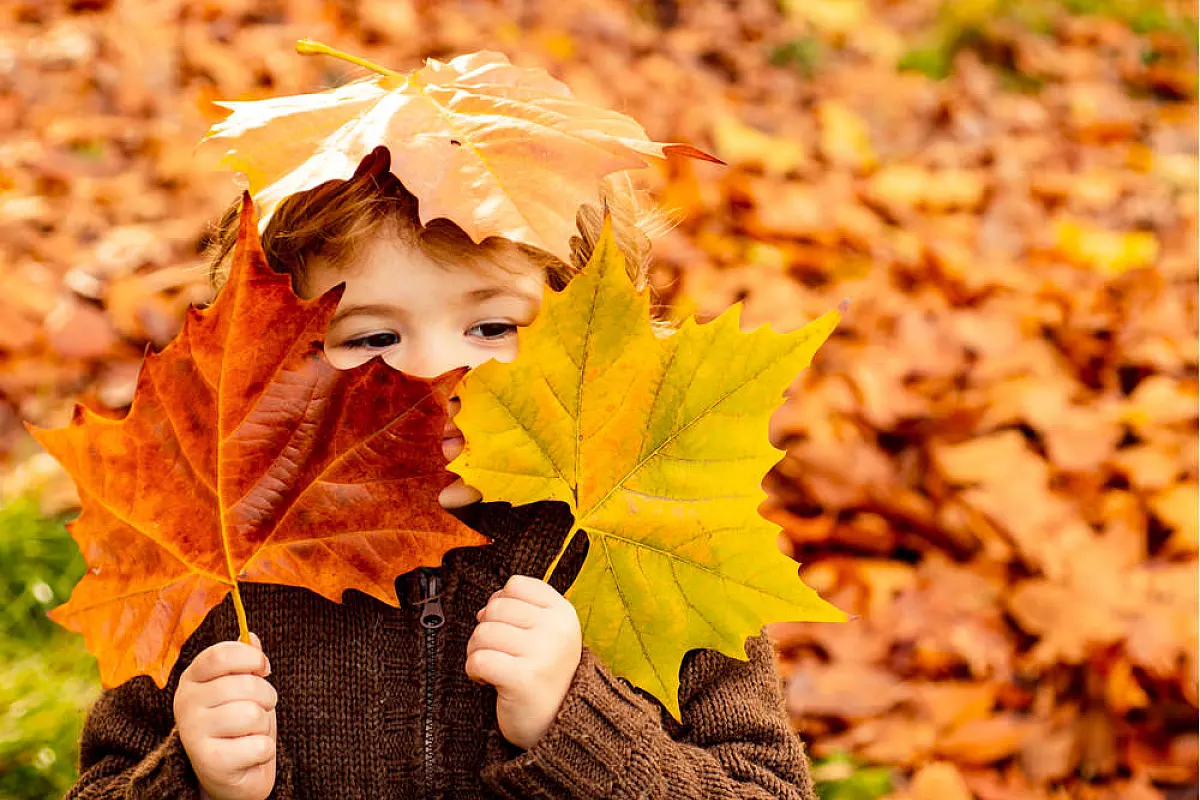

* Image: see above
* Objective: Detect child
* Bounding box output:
[66,139,819,800]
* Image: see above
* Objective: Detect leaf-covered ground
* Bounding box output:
[0,1,1195,797]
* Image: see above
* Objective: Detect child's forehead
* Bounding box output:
[359,226,544,279]
[304,226,545,301]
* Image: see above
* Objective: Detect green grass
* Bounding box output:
[899,0,1197,82]
[1060,0,1197,34]
[769,35,825,78]
[0,498,99,799]
[813,753,893,800]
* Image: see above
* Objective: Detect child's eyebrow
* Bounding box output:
[462,287,539,304]
[329,303,398,325]
[329,289,536,325]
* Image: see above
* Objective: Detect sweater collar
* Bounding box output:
[449,500,580,583]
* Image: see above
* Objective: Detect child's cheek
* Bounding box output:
[323,345,373,371]
[492,339,520,364]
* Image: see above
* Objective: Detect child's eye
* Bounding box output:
[468,322,517,341]
[342,332,400,350]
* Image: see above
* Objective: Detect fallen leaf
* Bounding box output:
[43,296,119,360]
[816,101,876,173]
[787,661,909,719]
[1150,482,1198,555]
[1105,656,1151,713]
[1122,375,1199,429]
[1019,716,1080,784]
[863,165,989,214]
[935,715,1029,764]
[1008,558,1198,676]
[4,3,1196,795]
[1054,218,1160,275]
[0,311,40,351]
[780,0,868,39]
[932,431,1096,578]
[912,682,998,731]
[711,115,809,176]
[909,761,974,800]
[104,265,208,344]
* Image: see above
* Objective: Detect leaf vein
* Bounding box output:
[580,342,795,521]
[590,526,800,604]
[595,533,664,694]
[250,393,434,554]
[145,362,219,498]
[78,486,227,584]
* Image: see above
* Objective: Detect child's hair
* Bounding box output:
[205,146,668,297]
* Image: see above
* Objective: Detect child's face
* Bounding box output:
[303,228,544,378]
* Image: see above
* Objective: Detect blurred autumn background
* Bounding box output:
[0,0,1196,797]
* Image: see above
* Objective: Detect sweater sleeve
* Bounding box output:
[65,601,296,800]
[479,629,816,800]
[65,673,203,799]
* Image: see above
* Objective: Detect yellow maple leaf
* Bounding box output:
[817,101,876,172]
[1053,218,1159,276]
[780,0,868,38]
[712,114,809,176]
[449,216,847,717]
[198,41,718,264]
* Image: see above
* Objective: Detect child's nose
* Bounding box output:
[388,340,464,379]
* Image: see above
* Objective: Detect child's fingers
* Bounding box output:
[441,431,464,460]
[475,596,540,628]
[499,574,561,608]
[205,700,274,738]
[203,674,279,712]
[186,641,271,684]
[438,479,482,509]
[467,620,528,658]
[210,733,277,774]
[465,648,520,687]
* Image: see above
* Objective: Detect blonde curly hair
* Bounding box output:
[206,146,667,299]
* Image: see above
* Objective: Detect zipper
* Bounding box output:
[417,567,443,800]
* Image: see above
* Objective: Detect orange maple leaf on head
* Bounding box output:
[30,194,486,689]
[197,41,720,264]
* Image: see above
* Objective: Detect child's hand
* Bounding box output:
[466,575,582,750]
[175,634,277,800]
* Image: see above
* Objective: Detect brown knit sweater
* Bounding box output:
[66,501,817,799]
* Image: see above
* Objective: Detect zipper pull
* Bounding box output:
[418,569,444,630]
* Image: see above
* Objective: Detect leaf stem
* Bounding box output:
[230,582,250,644]
[542,524,582,583]
[295,40,407,81]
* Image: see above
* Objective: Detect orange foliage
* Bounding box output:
[0,0,1195,795]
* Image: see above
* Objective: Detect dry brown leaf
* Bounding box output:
[935,715,1029,764]
[911,682,998,731]
[711,115,809,176]
[816,101,876,172]
[1019,717,1080,784]
[864,165,989,214]
[787,660,909,719]
[1150,482,1199,555]
[908,761,975,800]
[932,431,1096,578]
[43,296,120,360]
